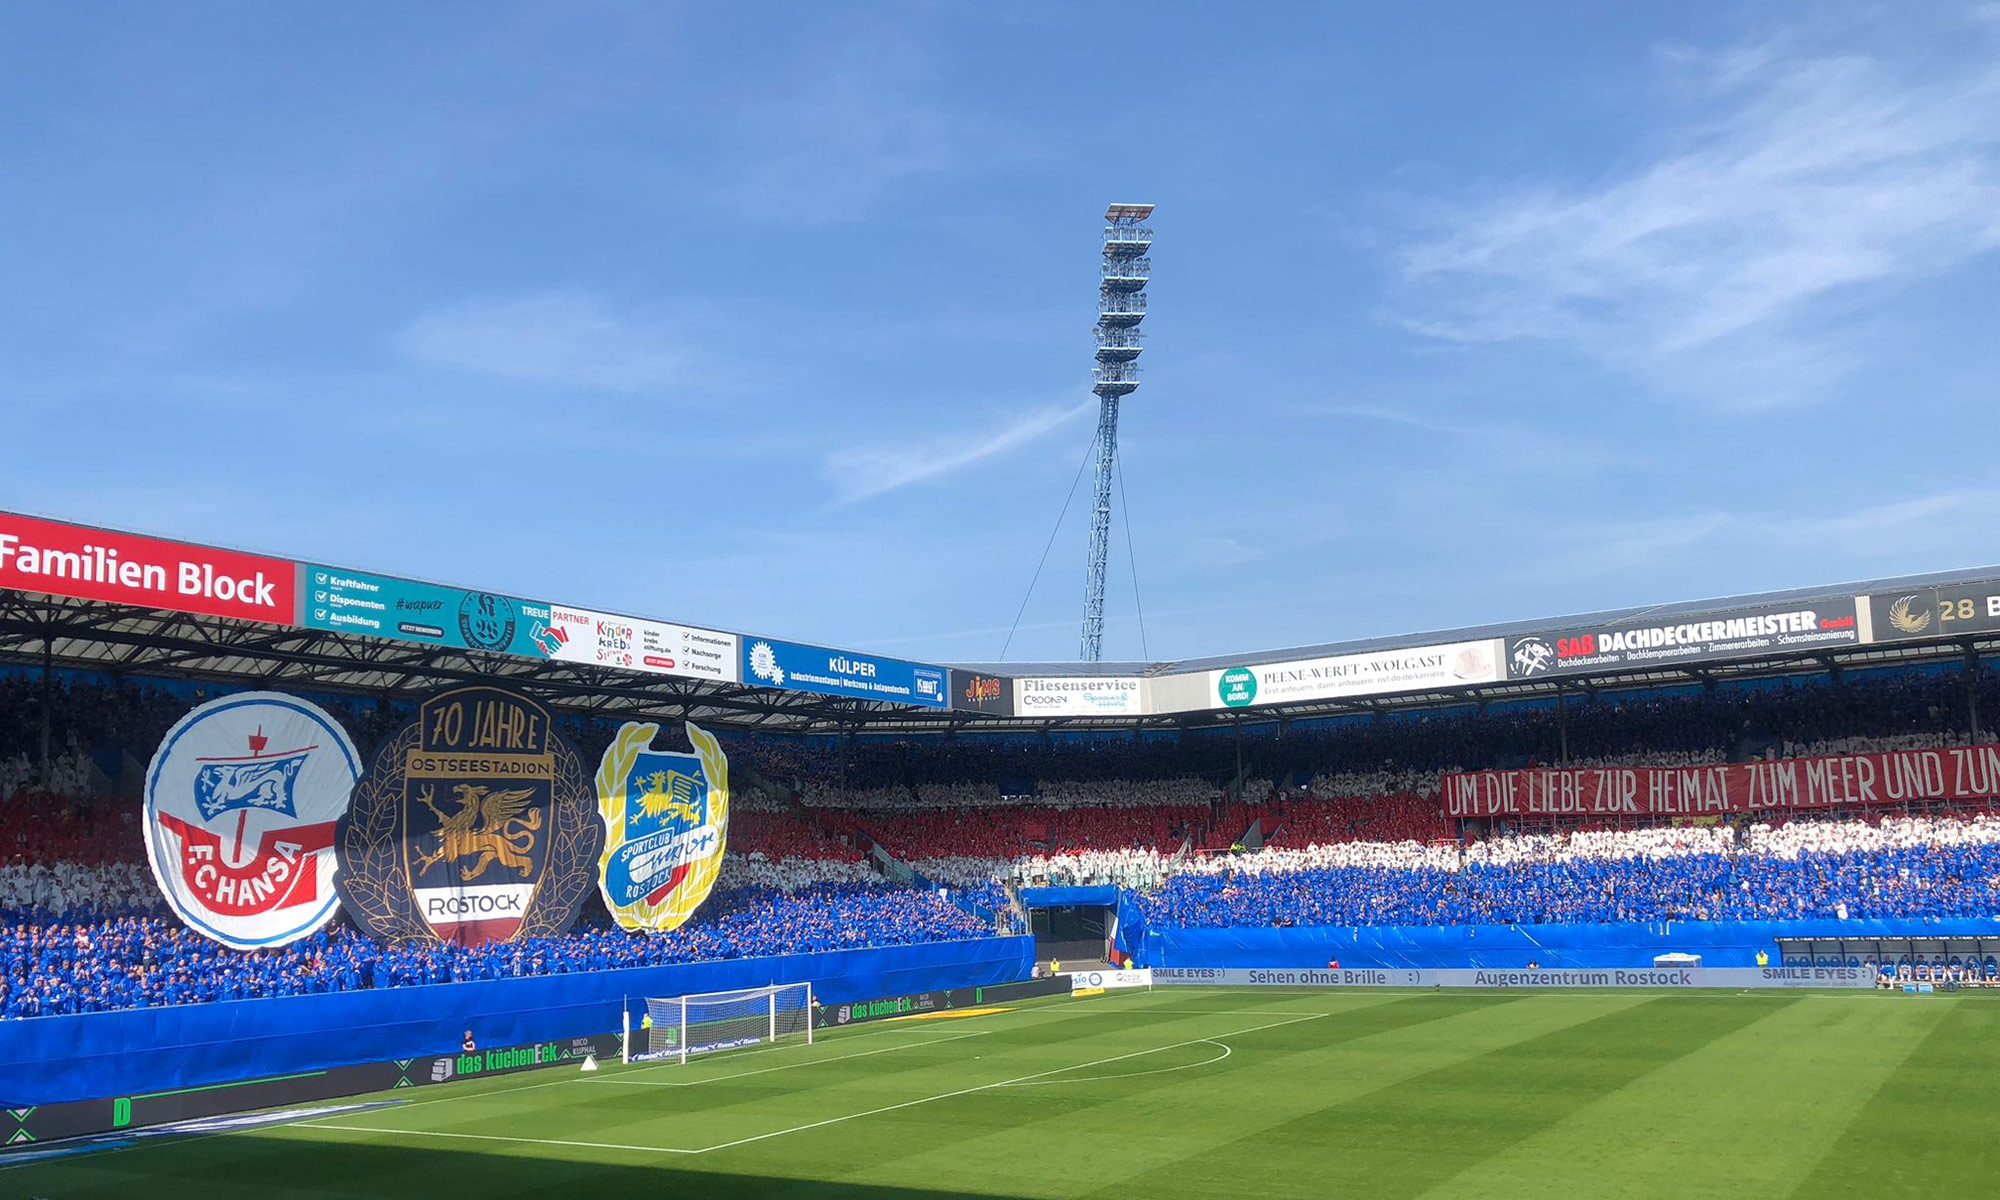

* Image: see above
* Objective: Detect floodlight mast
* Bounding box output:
[1081,203,1153,663]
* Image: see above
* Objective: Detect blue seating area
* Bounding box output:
[0,883,987,1019]
[1143,844,2000,929]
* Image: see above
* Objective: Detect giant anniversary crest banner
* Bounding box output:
[336,687,600,947]
[594,722,729,932]
[142,692,361,950]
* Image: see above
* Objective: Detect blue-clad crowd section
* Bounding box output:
[1142,918,2000,970]
[0,935,1032,1106]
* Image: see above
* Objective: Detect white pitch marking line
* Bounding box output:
[293,1122,702,1156]
[596,1030,994,1087]
[322,1008,1001,1119]
[1119,1009,1344,1015]
[687,1012,1325,1155]
[998,1038,1233,1087]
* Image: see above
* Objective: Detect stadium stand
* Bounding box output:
[5,661,2000,1018]
[1143,814,2000,929]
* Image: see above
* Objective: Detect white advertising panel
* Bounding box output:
[1015,676,1145,717]
[1152,966,1872,989]
[1071,968,1153,991]
[1208,639,1503,709]
[546,605,739,682]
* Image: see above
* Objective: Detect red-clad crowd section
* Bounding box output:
[0,791,135,867]
[1261,793,1450,847]
[726,810,864,861]
[810,794,1454,861]
[821,803,1209,859]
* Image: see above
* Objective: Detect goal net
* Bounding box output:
[624,982,815,1064]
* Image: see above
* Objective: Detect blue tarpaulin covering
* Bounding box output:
[1018,886,1120,908]
[0,935,1033,1106]
[1112,892,1149,959]
[1142,918,2000,970]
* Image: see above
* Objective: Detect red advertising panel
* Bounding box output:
[0,511,294,625]
[1444,744,2000,819]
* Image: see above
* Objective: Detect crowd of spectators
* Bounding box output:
[1144,815,2000,929]
[0,882,987,1018]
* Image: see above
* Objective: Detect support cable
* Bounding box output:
[1116,453,1149,661]
[999,431,1098,662]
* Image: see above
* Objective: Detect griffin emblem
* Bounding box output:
[633,769,704,824]
[414,783,543,880]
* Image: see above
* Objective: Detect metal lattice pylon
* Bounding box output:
[1081,203,1153,662]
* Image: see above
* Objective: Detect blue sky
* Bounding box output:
[4,2,1998,667]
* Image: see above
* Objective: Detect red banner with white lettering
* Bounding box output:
[1444,744,2000,818]
[0,511,294,625]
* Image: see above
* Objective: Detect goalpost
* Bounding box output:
[623,982,815,1065]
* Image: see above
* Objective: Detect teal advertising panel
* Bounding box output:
[300,565,555,657]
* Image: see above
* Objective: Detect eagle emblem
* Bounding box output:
[1886,594,1932,636]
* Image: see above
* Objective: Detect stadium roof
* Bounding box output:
[3,508,1997,735]
[1075,562,2000,677]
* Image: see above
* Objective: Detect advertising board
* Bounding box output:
[1151,966,1872,989]
[949,669,1015,716]
[1015,676,1144,717]
[1070,968,1152,991]
[1502,600,1861,680]
[544,604,739,682]
[0,511,293,625]
[741,638,949,707]
[0,1033,620,1148]
[1865,583,2000,643]
[811,976,1072,1029]
[1442,742,2000,818]
[1209,640,1502,709]
[299,565,555,658]
[813,989,953,1028]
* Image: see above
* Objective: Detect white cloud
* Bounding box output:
[822,401,1092,504]
[1397,32,2000,408]
[395,292,702,393]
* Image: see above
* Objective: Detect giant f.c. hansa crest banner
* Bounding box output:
[594,722,729,932]
[142,692,361,950]
[336,686,600,947]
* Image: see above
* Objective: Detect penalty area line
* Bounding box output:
[687,1011,1324,1155]
[292,1122,702,1156]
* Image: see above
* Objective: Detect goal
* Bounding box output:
[624,982,815,1064]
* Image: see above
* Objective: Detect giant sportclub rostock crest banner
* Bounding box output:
[142,692,361,950]
[594,721,730,932]
[336,686,600,948]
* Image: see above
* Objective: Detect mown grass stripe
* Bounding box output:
[1097,995,1788,1200]
[1416,993,1944,1200]
[863,992,1591,1197]
[1787,995,2000,1197]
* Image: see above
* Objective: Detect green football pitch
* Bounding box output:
[8,986,1997,1199]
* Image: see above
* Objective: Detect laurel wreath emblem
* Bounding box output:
[335,688,602,946]
[594,721,730,933]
